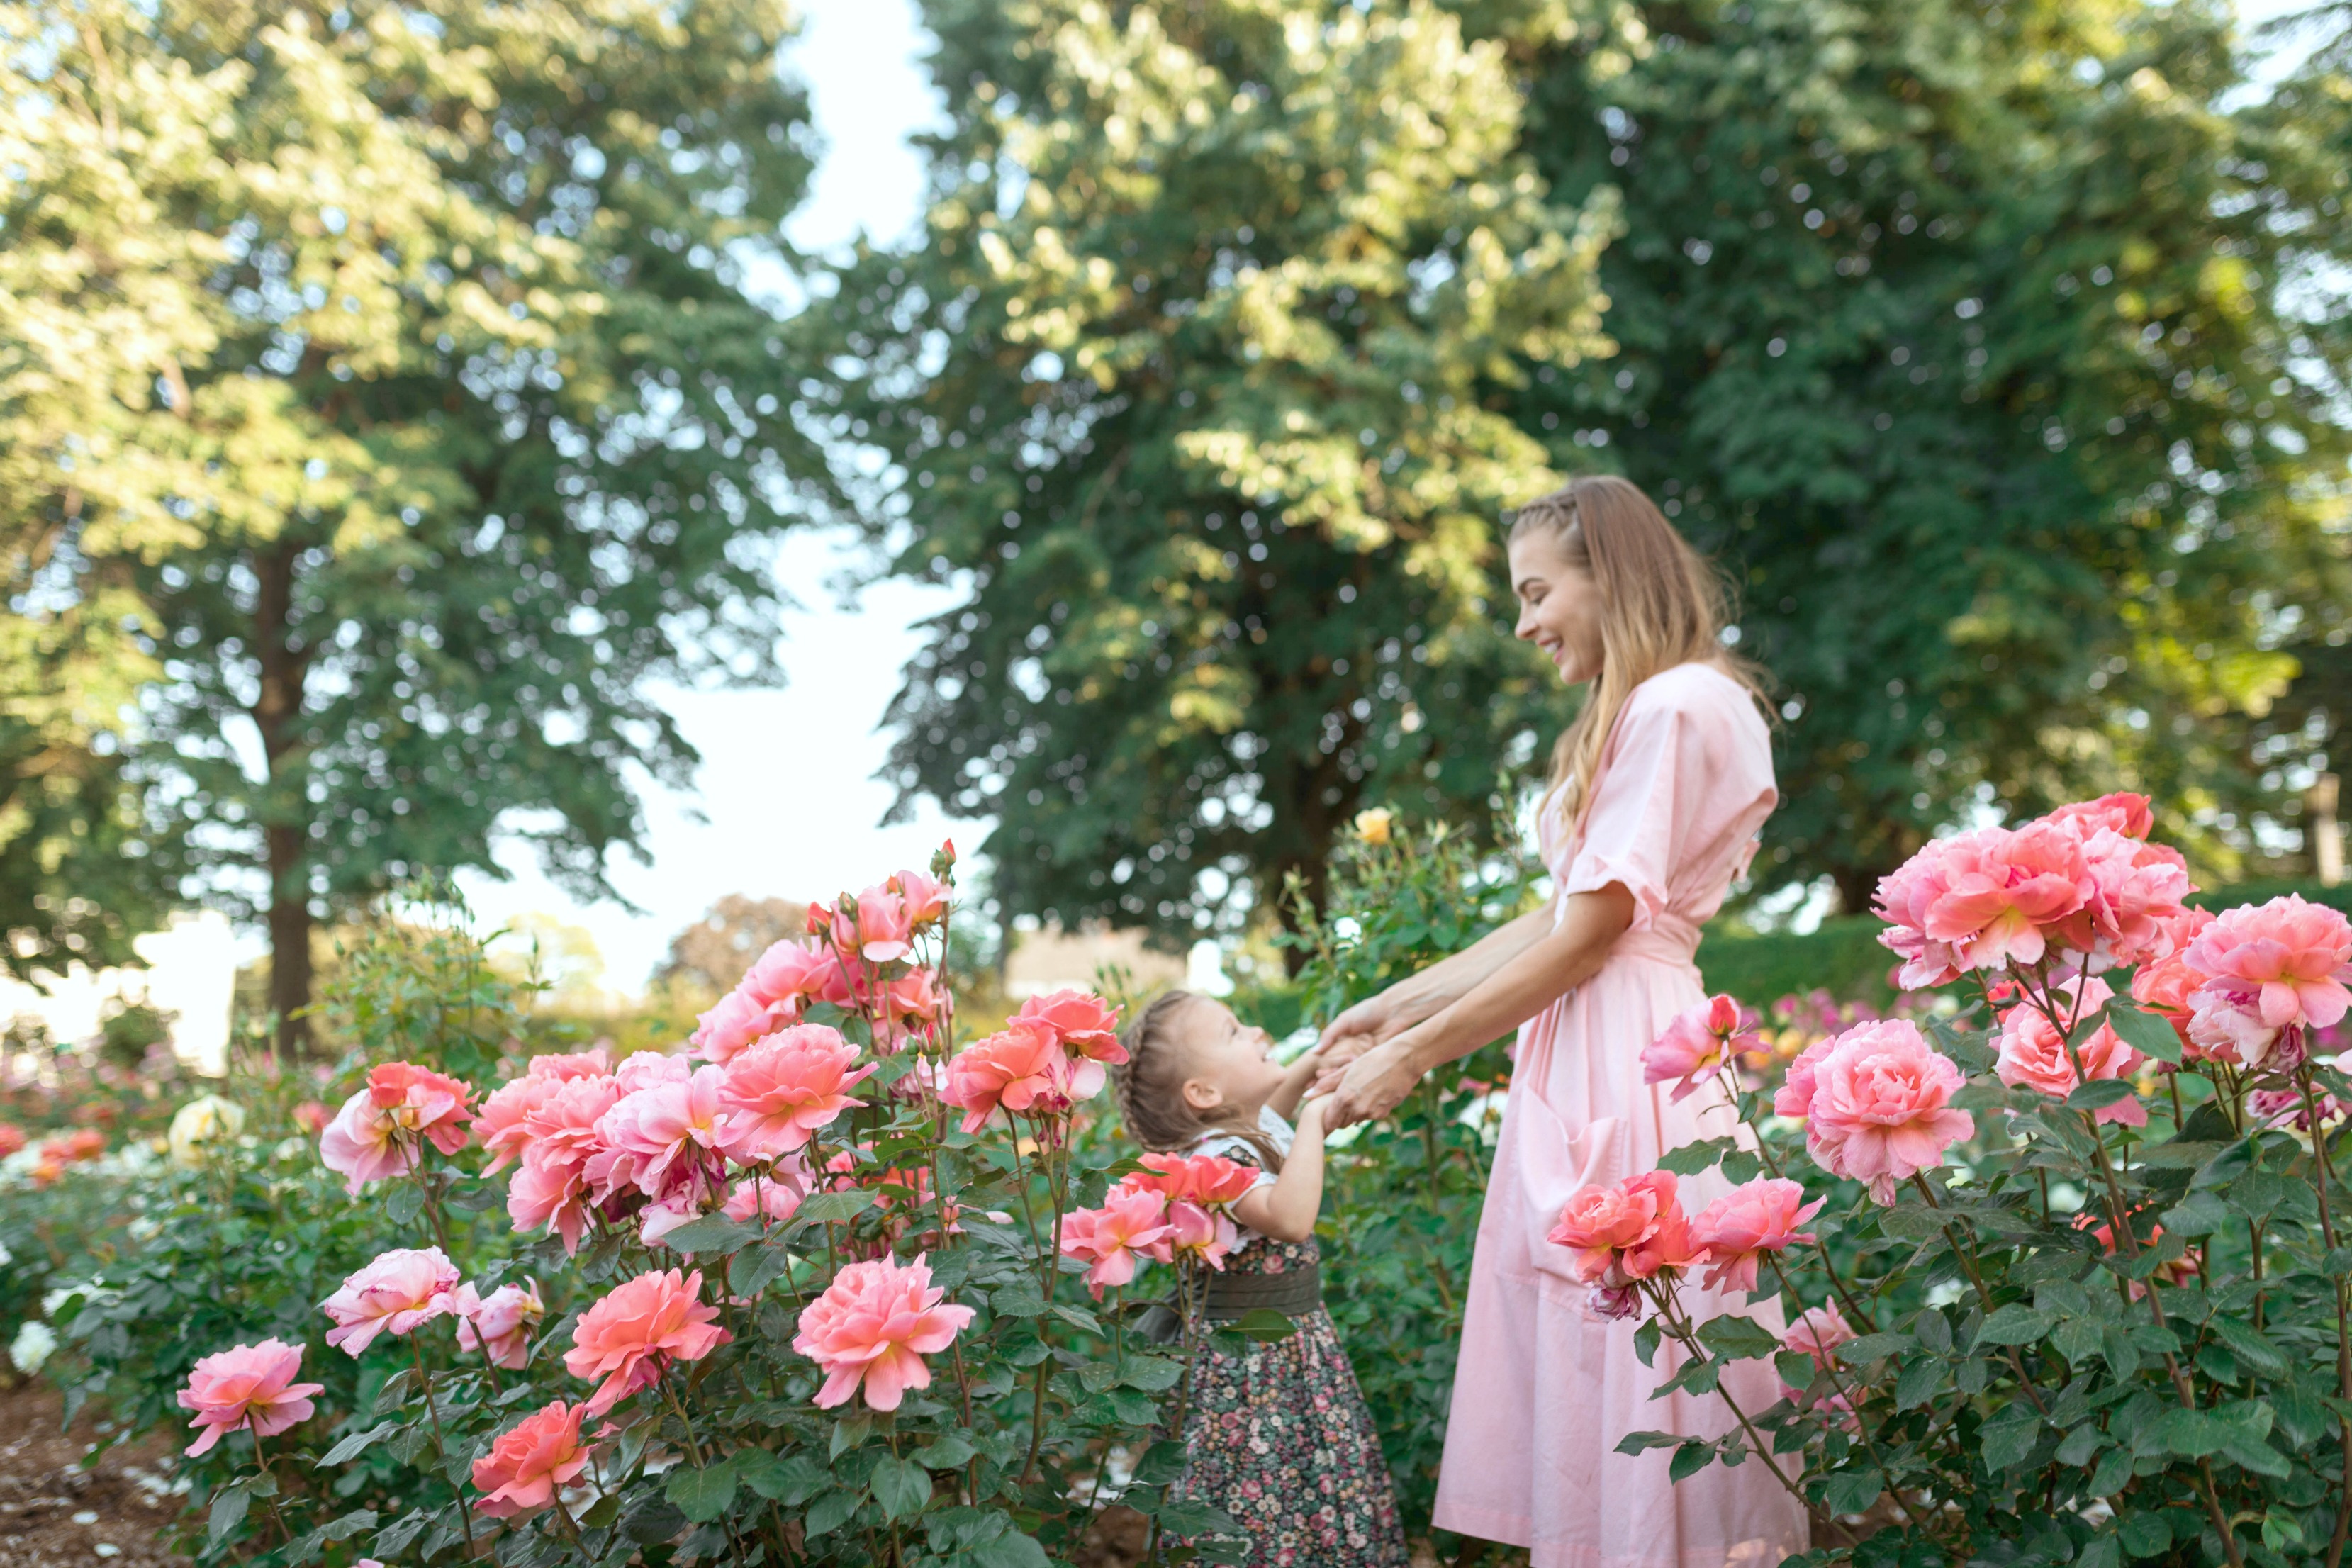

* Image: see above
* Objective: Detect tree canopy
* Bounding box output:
[810,0,1617,947]
[1,0,827,1038]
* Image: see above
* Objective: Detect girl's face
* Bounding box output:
[1509,528,1605,686]
[1172,995,1287,1118]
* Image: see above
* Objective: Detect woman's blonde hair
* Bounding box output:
[1110,990,1284,1172]
[1508,475,1766,829]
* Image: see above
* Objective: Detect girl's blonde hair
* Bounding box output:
[1508,475,1766,829]
[1110,990,1284,1172]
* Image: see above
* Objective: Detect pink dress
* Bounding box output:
[1431,662,1806,1568]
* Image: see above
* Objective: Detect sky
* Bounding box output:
[455,0,2324,993]
[455,0,958,992]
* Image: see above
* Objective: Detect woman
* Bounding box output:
[1320,476,1805,1568]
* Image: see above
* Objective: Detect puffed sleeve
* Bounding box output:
[1557,676,1717,932]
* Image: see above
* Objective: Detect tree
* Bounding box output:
[657,892,809,993]
[1,0,827,1046]
[1486,0,2352,905]
[812,0,1616,951]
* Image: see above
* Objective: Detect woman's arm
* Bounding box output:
[1231,1098,1328,1243]
[1316,907,1555,1054]
[1321,884,1635,1130]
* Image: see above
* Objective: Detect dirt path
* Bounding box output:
[0,1382,185,1568]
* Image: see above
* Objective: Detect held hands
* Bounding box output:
[1320,1035,1427,1132]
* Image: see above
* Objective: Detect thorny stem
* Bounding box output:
[410,1338,478,1555]
[250,1428,293,1547]
[1642,1285,1806,1504]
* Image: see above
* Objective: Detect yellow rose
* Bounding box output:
[1353,807,1394,846]
[168,1094,246,1167]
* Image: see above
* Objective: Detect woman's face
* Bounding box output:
[1509,528,1605,685]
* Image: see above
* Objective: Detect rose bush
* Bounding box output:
[1593,795,2352,1567]
[47,849,1265,1568]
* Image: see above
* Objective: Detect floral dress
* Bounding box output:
[1173,1125,1409,1568]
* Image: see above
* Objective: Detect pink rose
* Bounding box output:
[1874,824,2091,985]
[854,884,916,963]
[454,1279,545,1370]
[318,1087,415,1194]
[2183,895,2352,1068]
[689,986,788,1065]
[2051,826,2193,969]
[1802,1019,1976,1204]
[564,1268,732,1418]
[792,1253,975,1411]
[588,1065,731,1207]
[1058,1187,1176,1297]
[2132,908,2215,1056]
[1690,1177,1825,1293]
[1781,1300,1856,1370]
[890,868,951,928]
[1994,976,2145,1126]
[321,1247,461,1355]
[941,1017,1102,1133]
[366,1063,476,1152]
[722,1166,808,1225]
[505,1074,624,1255]
[474,1075,560,1175]
[1773,1037,1837,1121]
[2041,793,2156,841]
[717,1025,874,1163]
[290,1101,330,1137]
[470,1400,594,1518]
[1163,1199,1240,1269]
[177,1339,323,1457]
[1016,989,1128,1063]
[1642,994,1754,1104]
[527,1050,611,1082]
[1546,1170,1696,1286]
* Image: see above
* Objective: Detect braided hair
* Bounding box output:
[1110,989,1285,1173]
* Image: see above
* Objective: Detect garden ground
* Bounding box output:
[0,1382,182,1568]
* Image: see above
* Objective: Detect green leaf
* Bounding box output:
[322,1510,379,1543]
[730,1236,797,1298]
[1979,1405,2042,1470]
[658,1215,765,1255]
[666,1460,739,1523]
[1975,1304,2054,1347]
[2221,1428,2290,1478]
[1633,1318,1663,1369]
[2088,1445,2136,1499]
[1152,1499,1243,1537]
[831,1413,873,1457]
[2158,1408,2226,1457]
[2261,1509,2306,1552]
[2208,1315,2288,1373]
[2055,1425,2105,1468]
[207,1486,250,1550]
[1894,1357,1942,1411]
[797,1189,879,1226]
[2102,1000,2183,1065]
[1694,1314,1781,1361]
[1820,1468,1885,1517]
[371,1511,429,1558]
[1668,1438,1717,1482]
[2066,1078,2137,1112]
[2190,1138,2256,1190]
[1134,1439,1189,1485]
[805,1490,863,1540]
[972,1529,1054,1568]
[1773,1351,1816,1391]
[386,1182,425,1226]
[316,1420,398,1467]
[2076,1537,2122,1568]
[1656,1136,1735,1175]
[991,1280,1047,1317]
[2159,1191,2232,1238]
[1052,1304,1105,1336]
[2119,1512,2171,1558]
[1120,1355,1184,1391]
[870,1454,932,1521]
[1230,1307,1299,1342]
[1837,1332,1915,1363]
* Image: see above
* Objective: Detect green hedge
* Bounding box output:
[1696,879,2352,1008]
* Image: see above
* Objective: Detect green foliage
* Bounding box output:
[1497,0,2352,902]
[808,0,1617,946]
[0,0,831,1034]
[1282,817,1535,1530]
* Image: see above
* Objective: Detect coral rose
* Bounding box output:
[454,1279,545,1370]
[2042,792,2156,841]
[1771,1037,1838,1121]
[792,1253,975,1411]
[471,1400,594,1518]
[1802,1020,1975,1204]
[177,1338,323,1457]
[1874,824,2090,986]
[505,1073,624,1255]
[1781,1300,1856,1370]
[474,1075,560,1176]
[564,1268,732,1418]
[588,1064,731,1207]
[854,883,917,963]
[1994,976,2145,1126]
[2047,823,2193,969]
[690,986,789,1066]
[527,1049,612,1082]
[2131,908,2215,1056]
[0,1123,23,1159]
[318,1088,413,1194]
[321,1247,461,1355]
[1058,1187,1175,1297]
[941,1017,1101,1133]
[1642,995,1755,1104]
[1016,989,1126,1063]
[889,868,951,928]
[717,1026,874,1162]
[1163,1200,1241,1269]
[1690,1177,1825,1293]
[367,1063,475,1151]
[1545,1170,1696,1285]
[1119,1151,1260,1207]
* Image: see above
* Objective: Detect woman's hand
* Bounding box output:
[1321,1035,1429,1131]
[1316,990,1411,1057]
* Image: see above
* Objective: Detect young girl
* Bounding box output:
[1113,990,1407,1568]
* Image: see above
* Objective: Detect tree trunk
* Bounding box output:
[252,541,314,1055]
[1830,861,1888,922]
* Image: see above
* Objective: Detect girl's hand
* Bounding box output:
[1323,1036,1427,1131]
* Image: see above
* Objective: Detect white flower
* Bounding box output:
[9,1321,56,1374]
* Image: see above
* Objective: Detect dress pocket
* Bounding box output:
[1515,1092,1627,1286]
